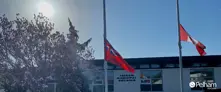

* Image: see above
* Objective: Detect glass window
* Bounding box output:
[140,70,163,91]
[140,84,151,91]
[94,71,104,80]
[108,66,114,69]
[152,79,163,91]
[165,64,175,68]
[131,65,137,68]
[108,80,114,85]
[94,80,103,84]
[152,84,163,91]
[192,63,200,67]
[108,85,114,91]
[96,67,103,70]
[141,70,162,79]
[93,85,104,92]
[107,71,114,91]
[201,63,207,67]
[107,71,114,85]
[152,79,162,84]
[140,64,150,68]
[175,64,179,67]
[46,83,54,92]
[190,68,214,90]
[115,66,121,69]
[151,64,160,68]
[108,71,114,80]
[88,80,92,84]
[93,71,104,85]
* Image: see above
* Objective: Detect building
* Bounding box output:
[88,55,221,92]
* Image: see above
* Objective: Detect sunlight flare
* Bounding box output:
[37,2,54,17]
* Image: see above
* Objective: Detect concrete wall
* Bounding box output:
[214,67,221,89]
[162,68,192,92]
[183,68,192,92]
[162,69,180,92]
[114,70,140,92]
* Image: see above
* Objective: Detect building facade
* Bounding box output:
[89,55,221,92]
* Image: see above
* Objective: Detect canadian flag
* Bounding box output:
[179,24,206,56]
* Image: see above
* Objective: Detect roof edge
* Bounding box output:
[95,55,221,60]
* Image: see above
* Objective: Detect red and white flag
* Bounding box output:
[179,24,206,56]
[104,38,135,73]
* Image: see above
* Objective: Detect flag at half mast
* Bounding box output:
[179,24,206,56]
[104,38,135,73]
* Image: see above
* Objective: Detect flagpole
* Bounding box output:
[102,0,108,92]
[176,0,184,92]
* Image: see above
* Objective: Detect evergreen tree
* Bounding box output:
[0,13,95,92]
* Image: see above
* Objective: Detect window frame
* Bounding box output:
[140,64,150,68]
[150,64,160,68]
[91,70,114,92]
[140,69,163,91]
[189,68,215,91]
[107,70,114,92]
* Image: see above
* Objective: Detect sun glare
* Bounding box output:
[37,2,54,17]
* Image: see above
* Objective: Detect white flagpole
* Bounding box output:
[102,0,108,92]
[176,0,184,92]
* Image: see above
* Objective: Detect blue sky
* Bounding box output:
[1,0,221,59]
[81,0,221,59]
